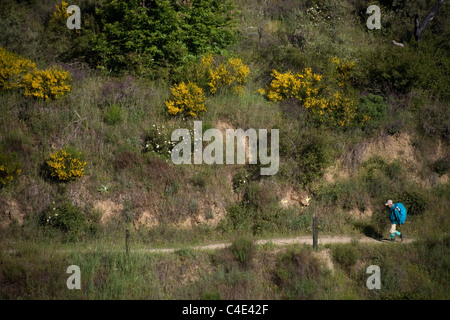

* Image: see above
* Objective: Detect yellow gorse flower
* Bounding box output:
[46,149,86,182]
[332,56,355,88]
[201,54,250,96]
[258,63,358,127]
[0,47,71,100]
[165,81,207,118]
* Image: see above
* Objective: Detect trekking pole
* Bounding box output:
[313,215,319,251]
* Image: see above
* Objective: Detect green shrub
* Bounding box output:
[420,102,450,140]
[45,147,86,182]
[232,169,250,193]
[229,235,255,266]
[188,199,199,214]
[165,179,180,195]
[332,244,359,272]
[93,0,238,73]
[0,147,22,186]
[42,202,87,241]
[191,172,208,188]
[296,135,334,187]
[398,190,428,216]
[104,104,124,125]
[143,125,176,159]
[355,94,387,131]
[201,291,221,300]
[432,157,450,176]
[175,247,196,259]
[273,247,321,299]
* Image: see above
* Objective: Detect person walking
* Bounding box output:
[385,199,407,242]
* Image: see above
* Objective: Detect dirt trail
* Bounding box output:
[138,235,414,253]
[3,235,414,255]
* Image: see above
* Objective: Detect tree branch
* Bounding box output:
[415,0,446,42]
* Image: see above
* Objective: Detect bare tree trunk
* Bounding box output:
[415,0,446,42]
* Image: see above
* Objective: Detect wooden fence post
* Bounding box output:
[125,229,130,256]
[313,215,319,251]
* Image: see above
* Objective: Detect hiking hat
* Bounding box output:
[385,199,393,206]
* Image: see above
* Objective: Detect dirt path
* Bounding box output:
[3,235,414,255]
[139,235,414,253]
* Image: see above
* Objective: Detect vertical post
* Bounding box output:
[313,215,318,251]
[125,229,130,256]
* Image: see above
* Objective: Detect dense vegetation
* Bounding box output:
[0,0,449,299]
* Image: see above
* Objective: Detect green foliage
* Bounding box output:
[201,291,221,300]
[431,157,450,176]
[104,103,124,125]
[355,94,388,131]
[398,190,428,216]
[93,0,238,73]
[0,146,22,186]
[175,247,196,259]
[191,172,208,188]
[143,125,175,159]
[280,128,335,187]
[273,247,321,299]
[42,202,87,241]
[419,101,450,141]
[331,244,359,273]
[45,147,86,182]
[232,169,250,193]
[229,235,255,266]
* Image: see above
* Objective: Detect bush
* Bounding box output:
[191,172,208,188]
[0,147,22,186]
[398,190,428,216]
[258,63,358,127]
[432,157,450,176]
[165,81,207,118]
[0,47,36,90]
[232,169,250,193]
[42,202,87,241]
[332,244,359,273]
[0,47,71,100]
[143,125,176,158]
[202,54,250,96]
[420,102,450,141]
[45,148,87,182]
[93,0,238,73]
[229,235,255,266]
[104,103,124,125]
[355,94,388,131]
[273,247,321,299]
[296,135,334,187]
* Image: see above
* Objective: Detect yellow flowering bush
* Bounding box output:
[257,68,323,102]
[165,81,207,118]
[0,47,36,90]
[258,65,358,127]
[0,148,22,186]
[201,54,250,96]
[50,1,70,23]
[331,56,355,88]
[21,67,71,100]
[46,148,86,182]
[0,47,71,100]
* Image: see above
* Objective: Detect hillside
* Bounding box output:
[0,0,449,300]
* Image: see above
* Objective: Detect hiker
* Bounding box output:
[385,199,407,242]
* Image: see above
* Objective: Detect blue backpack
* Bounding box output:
[392,203,407,225]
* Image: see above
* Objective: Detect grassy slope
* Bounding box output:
[0,0,449,299]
